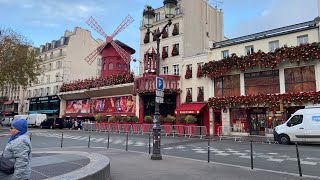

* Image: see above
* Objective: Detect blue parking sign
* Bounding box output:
[156,77,164,91]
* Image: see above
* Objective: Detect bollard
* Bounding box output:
[88,134,91,148]
[60,132,64,148]
[126,132,129,151]
[295,142,302,177]
[149,133,151,154]
[250,140,253,169]
[207,138,210,163]
[107,129,110,149]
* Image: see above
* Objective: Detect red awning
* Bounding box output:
[4,101,13,105]
[175,103,207,114]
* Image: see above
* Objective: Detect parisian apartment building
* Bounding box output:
[26,27,103,117]
[182,17,320,135]
[134,0,223,121]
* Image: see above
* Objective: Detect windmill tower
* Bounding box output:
[84,15,136,77]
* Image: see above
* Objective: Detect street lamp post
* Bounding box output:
[143,0,177,160]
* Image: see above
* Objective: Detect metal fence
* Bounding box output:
[81,123,208,138]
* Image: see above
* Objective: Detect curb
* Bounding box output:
[34,151,110,180]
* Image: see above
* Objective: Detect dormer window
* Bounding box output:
[40,46,44,53]
[60,37,65,45]
[155,12,160,22]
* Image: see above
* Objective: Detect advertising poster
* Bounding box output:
[91,96,136,114]
[66,99,90,113]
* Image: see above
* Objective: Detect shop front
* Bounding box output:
[134,74,181,122]
[29,95,60,117]
[175,103,209,134]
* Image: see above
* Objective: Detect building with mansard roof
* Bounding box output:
[26,27,103,117]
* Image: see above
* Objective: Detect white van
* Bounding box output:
[13,115,28,121]
[27,114,47,127]
[274,107,320,144]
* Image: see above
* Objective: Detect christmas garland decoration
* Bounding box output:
[197,87,204,102]
[172,45,179,56]
[208,91,320,109]
[162,48,168,59]
[197,64,203,78]
[202,43,320,79]
[60,73,134,92]
[186,89,192,103]
[162,28,168,39]
[133,88,182,95]
[172,24,179,36]
[185,66,192,79]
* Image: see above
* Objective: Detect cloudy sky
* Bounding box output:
[0,0,318,72]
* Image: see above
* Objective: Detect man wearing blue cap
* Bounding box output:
[0,119,32,180]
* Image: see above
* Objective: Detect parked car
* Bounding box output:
[40,118,64,129]
[2,116,13,126]
[27,114,47,127]
[274,106,320,144]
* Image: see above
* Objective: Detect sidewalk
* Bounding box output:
[33,147,319,180]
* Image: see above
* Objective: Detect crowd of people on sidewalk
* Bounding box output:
[65,119,84,130]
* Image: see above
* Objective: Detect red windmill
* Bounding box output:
[84,15,135,77]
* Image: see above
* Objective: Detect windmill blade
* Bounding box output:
[84,42,108,65]
[86,16,108,38]
[111,41,131,65]
[111,14,134,38]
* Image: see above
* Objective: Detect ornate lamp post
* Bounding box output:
[143,0,177,160]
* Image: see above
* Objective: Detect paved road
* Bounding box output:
[1,128,320,179]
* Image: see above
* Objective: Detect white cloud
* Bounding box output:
[261,10,270,16]
[44,23,59,27]
[77,5,90,13]
[31,20,59,28]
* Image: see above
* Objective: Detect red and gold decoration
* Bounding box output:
[60,73,134,92]
[162,47,168,59]
[197,87,204,102]
[134,88,181,95]
[208,91,320,109]
[172,44,179,56]
[162,27,168,39]
[172,24,179,36]
[202,43,320,79]
[185,66,192,79]
[186,89,192,103]
[197,64,203,78]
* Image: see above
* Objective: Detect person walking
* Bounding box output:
[0,119,32,180]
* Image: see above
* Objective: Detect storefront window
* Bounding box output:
[50,102,60,110]
[230,108,248,132]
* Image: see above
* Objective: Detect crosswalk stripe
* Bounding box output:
[267,158,284,162]
[300,161,317,165]
[94,138,105,142]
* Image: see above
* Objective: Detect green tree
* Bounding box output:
[0,27,42,88]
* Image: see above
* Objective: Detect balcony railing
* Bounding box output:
[133,75,181,95]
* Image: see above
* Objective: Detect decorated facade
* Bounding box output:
[182,17,320,135]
